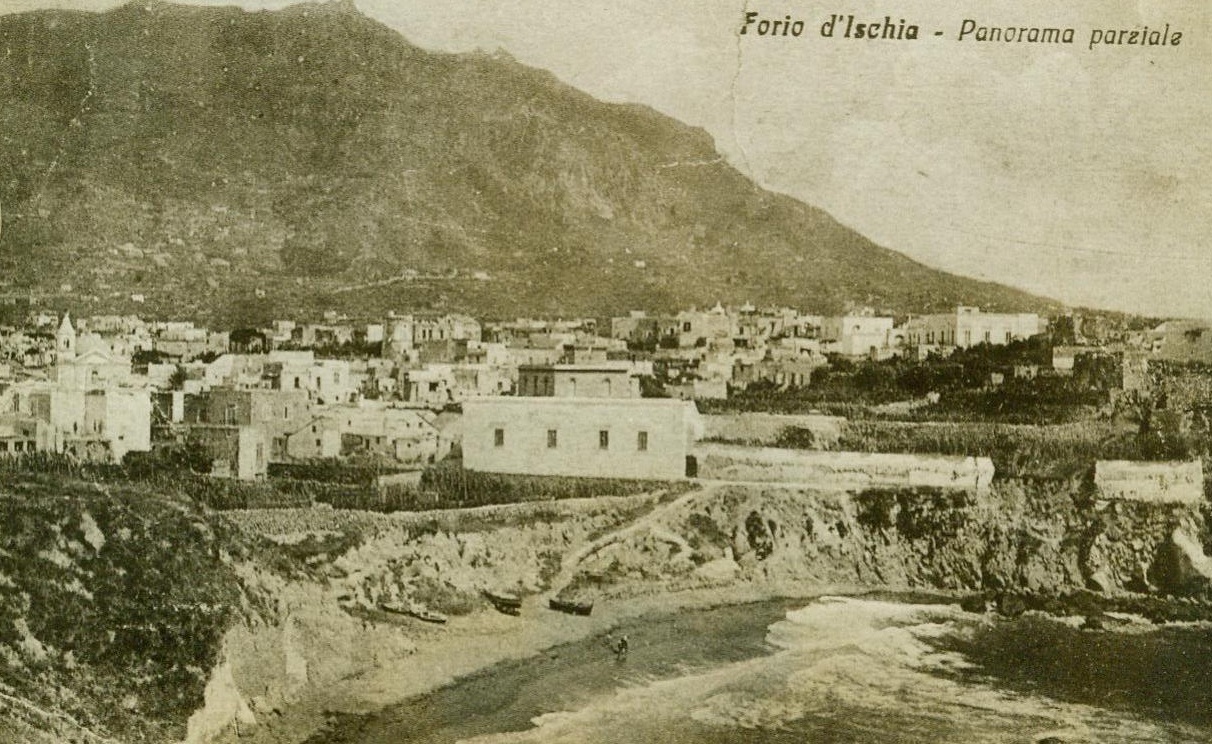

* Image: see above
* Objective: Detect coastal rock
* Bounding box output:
[695,556,740,583]
[183,660,257,744]
[1086,570,1115,594]
[1148,528,1212,596]
[996,592,1027,618]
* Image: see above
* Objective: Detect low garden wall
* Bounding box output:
[694,443,995,492]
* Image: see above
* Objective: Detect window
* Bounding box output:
[637,431,648,451]
[984,331,991,343]
[1005,331,1013,343]
[547,429,558,449]
[599,430,610,450]
[283,406,290,420]
[494,428,505,447]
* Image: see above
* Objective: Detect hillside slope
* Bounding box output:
[0,1,1056,325]
[0,475,252,743]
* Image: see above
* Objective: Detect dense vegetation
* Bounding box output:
[834,420,1195,479]
[416,461,681,510]
[702,338,1128,424]
[0,452,676,515]
[0,476,253,743]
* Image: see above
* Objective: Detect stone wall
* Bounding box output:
[694,443,995,492]
[1093,459,1204,504]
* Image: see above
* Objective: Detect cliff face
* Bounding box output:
[196,479,1210,741]
[558,480,1208,600]
[0,476,254,744]
[0,2,1056,323]
[1,475,1206,743]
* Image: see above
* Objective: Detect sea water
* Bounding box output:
[328,596,1212,744]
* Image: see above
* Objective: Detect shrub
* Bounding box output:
[407,576,479,616]
[419,461,670,509]
[835,420,1180,479]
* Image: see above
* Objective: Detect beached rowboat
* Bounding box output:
[548,597,594,616]
[380,601,448,624]
[482,589,522,615]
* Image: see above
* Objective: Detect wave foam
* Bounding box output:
[462,597,1201,744]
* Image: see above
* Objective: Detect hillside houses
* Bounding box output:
[0,302,1183,481]
[819,313,896,358]
[0,315,151,463]
[1152,320,1212,364]
[903,306,1045,351]
[331,404,454,464]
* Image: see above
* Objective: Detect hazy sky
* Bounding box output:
[7,0,1212,318]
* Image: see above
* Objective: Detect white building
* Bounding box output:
[82,389,153,461]
[266,351,356,403]
[6,383,151,462]
[819,314,895,357]
[903,307,1044,349]
[675,304,734,348]
[463,397,701,480]
[330,403,447,464]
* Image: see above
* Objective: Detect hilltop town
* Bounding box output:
[5,297,1212,744]
[0,302,1194,480]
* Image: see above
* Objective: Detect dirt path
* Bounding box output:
[544,484,721,596]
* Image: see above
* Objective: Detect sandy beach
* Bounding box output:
[213,578,872,744]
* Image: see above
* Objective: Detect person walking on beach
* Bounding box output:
[615,634,629,658]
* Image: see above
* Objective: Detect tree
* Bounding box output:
[168,365,188,391]
[1117,389,1156,437]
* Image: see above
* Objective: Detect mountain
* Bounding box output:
[0,1,1058,326]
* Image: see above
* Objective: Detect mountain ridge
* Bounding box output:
[0,1,1061,326]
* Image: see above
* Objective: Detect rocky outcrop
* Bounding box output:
[556,478,1205,601]
[0,478,250,744]
[192,496,664,742]
[9,475,1198,744]
[184,660,256,744]
[1148,527,1212,595]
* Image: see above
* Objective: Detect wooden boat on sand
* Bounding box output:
[482,589,523,615]
[548,597,594,616]
[379,601,448,624]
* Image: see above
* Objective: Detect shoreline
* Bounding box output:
[202,479,1212,744]
[213,579,882,744]
[206,576,1212,744]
